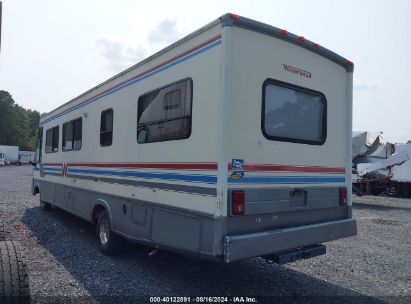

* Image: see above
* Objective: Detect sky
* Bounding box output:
[0,0,410,143]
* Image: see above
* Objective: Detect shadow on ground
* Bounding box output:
[22,206,384,304]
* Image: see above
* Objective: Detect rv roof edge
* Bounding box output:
[41,17,223,121]
[219,13,354,73]
[41,13,353,123]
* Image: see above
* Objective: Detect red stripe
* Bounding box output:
[228,164,345,174]
[41,35,222,124]
[68,163,218,171]
[64,162,344,173]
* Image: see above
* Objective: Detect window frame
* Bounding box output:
[45,125,59,153]
[100,108,114,147]
[261,78,327,146]
[62,117,82,152]
[137,77,193,144]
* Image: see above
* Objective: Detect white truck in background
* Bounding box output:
[391,143,411,197]
[0,145,20,166]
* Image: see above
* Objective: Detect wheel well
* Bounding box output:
[92,204,107,224]
[33,186,40,194]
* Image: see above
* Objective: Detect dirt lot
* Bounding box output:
[0,166,410,303]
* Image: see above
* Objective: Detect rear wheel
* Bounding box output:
[40,200,52,211]
[0,241,30,301]
[96,210,123,255]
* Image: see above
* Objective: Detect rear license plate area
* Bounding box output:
[267,244,326,265]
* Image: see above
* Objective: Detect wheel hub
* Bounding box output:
[99,220,109,245]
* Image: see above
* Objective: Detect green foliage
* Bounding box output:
[0,90,41,151]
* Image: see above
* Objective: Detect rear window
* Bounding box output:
[262,79,326,145]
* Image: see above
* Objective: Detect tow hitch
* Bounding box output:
[263,244,326,265]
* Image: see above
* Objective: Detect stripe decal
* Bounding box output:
[36,162,346,193]
[67,174,216,196]
[228,164,345,174]
[228,176,345,184]
[68,168,217,184]
[69,162,218,171]
[40,35,222,126]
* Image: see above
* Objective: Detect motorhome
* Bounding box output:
[32,14,356,263]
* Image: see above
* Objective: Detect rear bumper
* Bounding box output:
[223,218,357,262]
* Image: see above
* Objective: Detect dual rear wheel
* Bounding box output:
[40,200,123,255]
[96,210,124,255]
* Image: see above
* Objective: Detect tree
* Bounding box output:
[0,90,41,150]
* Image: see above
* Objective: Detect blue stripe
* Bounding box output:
[43,167,62,173]
[68,168,217,184]
[40,40,222,126]
[228,176,345,184]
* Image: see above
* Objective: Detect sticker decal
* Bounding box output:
[231,159,245,180]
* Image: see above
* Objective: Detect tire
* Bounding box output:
[0,223,5,241]
[40,200,52,211]
[96,210,123,255]
[0,241,30,302]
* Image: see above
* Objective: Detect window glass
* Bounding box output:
[63,121,74,150]
[73,119,82,150]
[45,126,59,153]
[137,78,192,144]
[100,109,113,147]
[35,127,43,163]
[262,80,326,144]
[63,118,82,151]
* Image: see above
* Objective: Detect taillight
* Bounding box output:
[339,187,347,206]
[232,191,245,215]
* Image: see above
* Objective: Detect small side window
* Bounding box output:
[100,109,113,147]
[35,127,43,162]
[63,117,82,151]
[45,126,59,153]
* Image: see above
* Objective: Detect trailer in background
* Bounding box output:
[0,145,20,166]
[391,143,411,197]
[352,132,409,196]
[18,151,35,164]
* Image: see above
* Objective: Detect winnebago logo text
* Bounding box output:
[283,64,312,78]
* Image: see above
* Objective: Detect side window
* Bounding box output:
[100,109,113,147]
[35,127,43,162]
[137,78,192,144]
[63,118,82,151]
[262,79,327,145]
[45,126,59,153]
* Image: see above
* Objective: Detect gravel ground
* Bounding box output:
[0,166,410,303]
